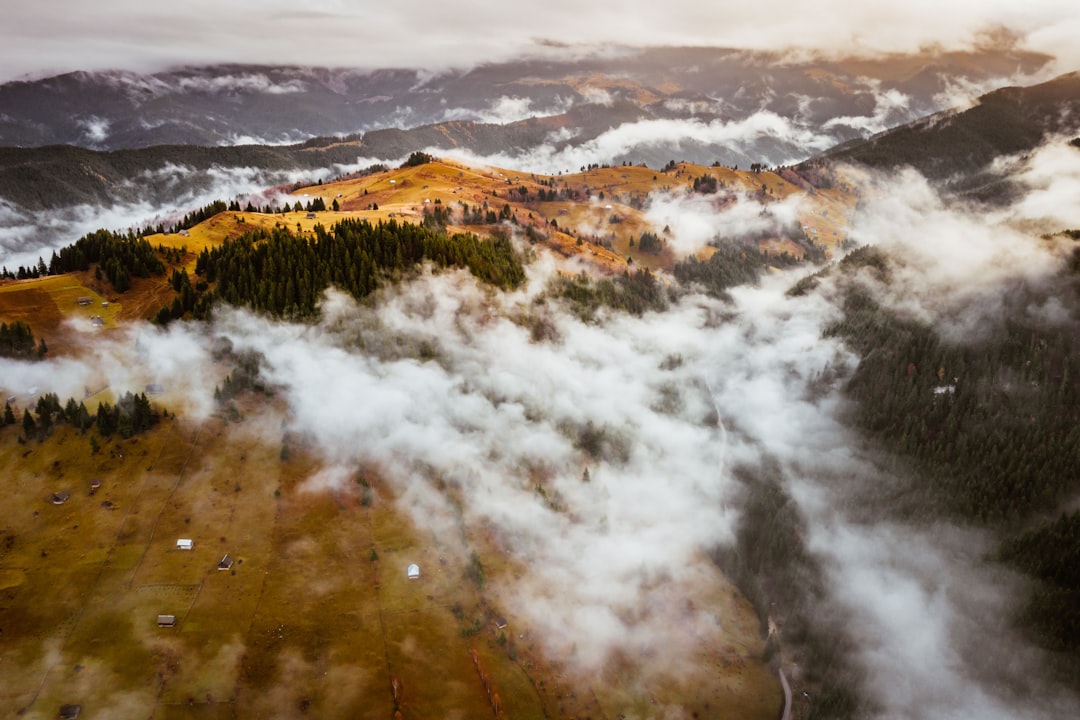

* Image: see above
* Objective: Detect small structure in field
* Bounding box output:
[495,617,508,630]
[76,297,92,306]
[305,212,317,219]
[51,491,70,505]
[407,563,420,580]
[176,539,193,551]
[58,704,82,719]
[89,478,101,495]
[218,554,234,571]
[157,614,176,627]
[179,229,190,237]
[145,383,164,395]
[89,316,104,327]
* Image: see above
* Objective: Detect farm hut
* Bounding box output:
[89,478,101,495]
[407,563,420,580]
[58,704,82,719]
[90,316,104,327]
[157,614,176,627]
[145,383,164,395]
[306,212,317,219]
[218,554,234,571]
[495,618,508,630]
[76,297,92,306]
[176,539,194,551]
[179,229,190,237]
[51,491,70,505]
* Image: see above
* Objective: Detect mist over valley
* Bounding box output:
[2,14,1080,719]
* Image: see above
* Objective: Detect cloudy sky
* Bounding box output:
[2,1,1079,83]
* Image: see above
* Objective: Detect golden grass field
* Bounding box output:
[0,408,781,720]
[0,156,859,718]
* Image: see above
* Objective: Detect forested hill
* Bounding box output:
[820,242,1080,685]
[815,72,1080,197]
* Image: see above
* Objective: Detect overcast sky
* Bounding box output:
[1,1,1079,83]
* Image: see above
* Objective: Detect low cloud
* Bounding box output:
[840,152,1076,339]
[442,95,573,125]
[426,110,839,174]
[77,115,111,144]
[823,80,911,135]
[644,187,803,256]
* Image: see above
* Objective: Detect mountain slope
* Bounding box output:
[818,71,1080,194]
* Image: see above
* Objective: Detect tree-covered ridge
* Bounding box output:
[1,227,165,291]
[0,320,47,360]
[191,218,525,320]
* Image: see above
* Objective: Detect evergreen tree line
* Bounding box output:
[1,228,165,291]
[673,243,800,297]
[159,199,228,234]
[4,391,156,441]
[0,320,46,359]
[175,218,525,321]
[551,268,670,321]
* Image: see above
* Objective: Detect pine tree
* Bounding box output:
[22,409,36,436]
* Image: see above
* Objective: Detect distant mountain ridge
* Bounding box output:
[0,46,1050,151]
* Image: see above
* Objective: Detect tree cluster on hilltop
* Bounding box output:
[159,218,525,322]
[1,228,165,291]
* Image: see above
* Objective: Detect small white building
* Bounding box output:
[157,614,176,627]
[407,563,420,580]
[176,539,194,550]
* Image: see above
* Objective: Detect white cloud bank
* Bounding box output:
[2,2,1078,84]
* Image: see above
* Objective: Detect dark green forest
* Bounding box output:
[174,218,525,321]
[3,391,157,443]
[823,243,1080,671]
[550,268,669,321]
[0,320,46,359]
[674,242,800,297]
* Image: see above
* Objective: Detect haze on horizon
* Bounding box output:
[2,1,1079,84]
